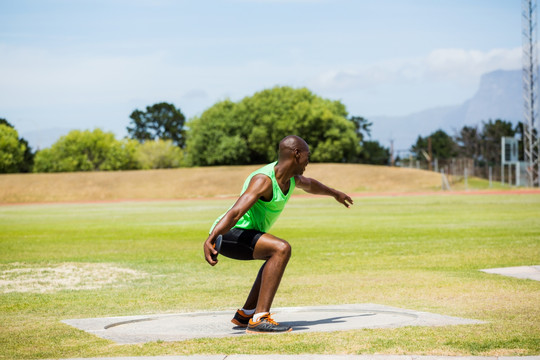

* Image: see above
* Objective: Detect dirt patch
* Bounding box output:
[0,263,148,293]
[2,164,536,205]
[0,164,443,204]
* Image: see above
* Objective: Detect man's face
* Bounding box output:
[298,146,310,175]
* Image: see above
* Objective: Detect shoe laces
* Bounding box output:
[262,313,279,326]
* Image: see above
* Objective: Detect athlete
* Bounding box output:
[203,135,353,334]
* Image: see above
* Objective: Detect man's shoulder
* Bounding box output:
[250,173,273,186]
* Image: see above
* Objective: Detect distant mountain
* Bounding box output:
[370,69,523,151]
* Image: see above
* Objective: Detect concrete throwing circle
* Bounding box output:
[63,303,484,344]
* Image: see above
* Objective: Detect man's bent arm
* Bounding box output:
[295,175,353,208]
[203,175,272,265]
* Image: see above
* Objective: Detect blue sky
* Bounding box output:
[0,0,521,148]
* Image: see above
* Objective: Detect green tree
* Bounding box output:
[514,121,537,160]
[0,124,26,173]
[347,115,390,165]
[411,129,458,161]
[127,102,186,148]
[33,129,139,172]
[136,139,185,169]
[480,119,516,166]
[0,118,14,129]
[455,125,481,159]
[186,86,360,166]
[350,116,372,141]
[0,118,34,172]
[356,140,390,165]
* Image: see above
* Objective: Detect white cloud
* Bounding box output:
[426,47,521,81]
[309,47,521,93]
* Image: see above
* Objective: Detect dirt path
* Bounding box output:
[3,188,540,207]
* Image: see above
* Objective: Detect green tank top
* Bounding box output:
[210,161,295,233]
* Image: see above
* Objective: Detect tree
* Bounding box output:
[356,140,390,165]
[514,121,537,161]
[350,116,372,142]
[0,124,26,173]
[0,118,34,172]
[455,125,481,159]
[347,115,390,165]
[127,102,186,148]
[411,129,458,161]
[33,129,139,172]
[186,86,360,166]
[136,139,185,169]
[480,119,515,166]
[0,118,13,128]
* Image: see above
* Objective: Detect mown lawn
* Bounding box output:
[0,194,539,359]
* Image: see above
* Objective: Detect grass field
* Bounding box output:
[1,193,539,359]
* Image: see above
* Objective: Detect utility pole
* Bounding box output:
[522,0,540,186]
[428,137,433,171]
[390,139,395,166]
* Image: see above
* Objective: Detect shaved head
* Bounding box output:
[278,135,309,160]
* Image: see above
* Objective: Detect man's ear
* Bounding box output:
[294,148,301,160]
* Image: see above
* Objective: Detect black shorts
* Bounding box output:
[219,228,264,260]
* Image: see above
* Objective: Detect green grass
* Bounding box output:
[1,194,539,359]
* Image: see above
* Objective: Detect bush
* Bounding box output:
[0,124,26,173]
[135,139,185,169]
[33,129,139,172]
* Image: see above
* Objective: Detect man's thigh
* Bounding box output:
[253,233,291,261]
[220,228,264,260]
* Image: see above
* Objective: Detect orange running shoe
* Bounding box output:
[231,309,253,328]
[246,313,292,334]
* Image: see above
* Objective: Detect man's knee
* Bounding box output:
[274,240,291,258]
[254,235,292,260]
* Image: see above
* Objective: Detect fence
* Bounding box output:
[398,157,526,188]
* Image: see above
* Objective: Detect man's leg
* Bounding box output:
[251,233,292,314]
[241,261,266,311]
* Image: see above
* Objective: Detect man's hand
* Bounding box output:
[295,175,353,208]
[334,191,353,208]
[204,236,219,266]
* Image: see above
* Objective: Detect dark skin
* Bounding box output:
[204,137,353,315]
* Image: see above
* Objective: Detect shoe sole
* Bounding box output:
[245,327,292,334]
[231,319,249,328]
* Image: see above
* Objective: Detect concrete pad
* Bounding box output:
[55,355,540,360]
[418,358,500,360]
[57,357,225,360]
[228,356,410,360]
[480,265,540,281]
[62,303,483,344]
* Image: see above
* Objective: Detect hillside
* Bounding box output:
[371,69,522,150]
[0,164,446,204]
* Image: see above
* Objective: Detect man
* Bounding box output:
[204,135,353,334]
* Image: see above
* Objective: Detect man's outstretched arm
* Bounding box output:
[294,175,353,208]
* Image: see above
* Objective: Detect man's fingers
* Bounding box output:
[205,251,218,266]
[338,194,353,208]
[204,241,218,266]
